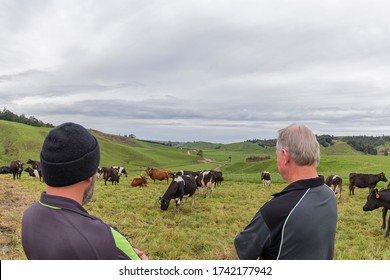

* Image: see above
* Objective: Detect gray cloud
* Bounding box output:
[1,0,390,143]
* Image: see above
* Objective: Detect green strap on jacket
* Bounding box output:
[110,227,140,260]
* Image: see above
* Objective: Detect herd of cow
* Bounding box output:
[261,170,390,238]
[98,166,224,212]
[1,159,390,237]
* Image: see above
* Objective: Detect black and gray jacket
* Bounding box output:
[22,192,140,260]
[234,177,337,260]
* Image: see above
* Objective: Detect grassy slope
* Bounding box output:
[1,120,390,260]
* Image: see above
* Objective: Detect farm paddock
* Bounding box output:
[0,175,389,260]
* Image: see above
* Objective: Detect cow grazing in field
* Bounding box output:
[261,171,271,187]
[112,166,128,177]
[171,170,199,178]
[146,168,171,183]
[27,159,40,170]
[26,159,42,181]
[160,175,197,212]
[103,167,120,185]
[325,175,342,201]
[0,166,11,174]
[363,188,390,237]
[349,172,388,195]
[211,170,224,187]
[196,170,216,198]
[10,160,23,180]
[131,176,148,187]
[24,167,40,178]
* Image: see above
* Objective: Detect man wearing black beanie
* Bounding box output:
[21,122,148,260]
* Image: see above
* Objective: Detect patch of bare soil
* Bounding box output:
[0,177,39,259]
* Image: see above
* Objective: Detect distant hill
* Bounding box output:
[0,120,214,174]
[1,119,390,182]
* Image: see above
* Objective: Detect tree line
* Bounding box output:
[0,108,54,128]
[247,134,390,155]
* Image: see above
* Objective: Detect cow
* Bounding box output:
[131,176,148,187]
[196,170,216,198]
[363,187,390,237]
[10,160,23,180]
[26,159,42,181]
[261,171,271,187]
[0,166,11,174]
[24,167,40,178]
[160,175,197,212]
[171,170,199,178]
[103,167,120,185]
[27,159,40,170]
[97,167,107,178]
[349,172,388,195]
[211,170,224,187]
[325,175,342,201]
[146,167,171,183]
[112,166,128,177]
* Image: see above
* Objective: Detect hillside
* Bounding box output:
[1,119,390,182]
[0,120,216,174]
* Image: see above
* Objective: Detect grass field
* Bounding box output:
[0,120,389,260]
[1,165,389,260]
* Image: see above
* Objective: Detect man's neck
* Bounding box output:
[286,164,318,185]
[46,182,86,205]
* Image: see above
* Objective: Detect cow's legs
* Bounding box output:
[349,185,355,195]
[382,208,388,229]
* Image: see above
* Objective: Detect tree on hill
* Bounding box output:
[0,108,54,128]
[316,135,334,147]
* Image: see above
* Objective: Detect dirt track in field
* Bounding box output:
[0,177,38,259]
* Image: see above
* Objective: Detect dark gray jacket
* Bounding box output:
[234,177,337,260]
[22,192,140,260]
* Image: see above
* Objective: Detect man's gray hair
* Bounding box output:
[276,124,320,166]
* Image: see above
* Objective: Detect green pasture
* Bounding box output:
[3,171,389,260]
[1,120,390,260]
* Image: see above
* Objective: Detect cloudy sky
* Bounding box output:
[1,0,390,143]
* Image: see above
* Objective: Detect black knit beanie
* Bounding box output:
[40,122,100,187]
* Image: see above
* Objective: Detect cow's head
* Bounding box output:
[380,172,388,182]
[363,189,381,211]
[160,197,170,210]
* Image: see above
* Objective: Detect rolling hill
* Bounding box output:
[1,119,390,183]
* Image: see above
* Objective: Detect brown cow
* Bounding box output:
[131,176,148,187]
[146,167,171,183]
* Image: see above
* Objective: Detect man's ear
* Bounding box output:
[85,176,93,183]
[282,149,290,164]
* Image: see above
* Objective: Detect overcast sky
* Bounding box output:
[1,0,390,143]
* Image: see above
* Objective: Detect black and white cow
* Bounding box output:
[210,170,224,187]
[160,175,197,212]
[10,160,23,180]
[325,175,342,201]
[261,171,271,187]
[349,172,388,195]
[24,167,40,178]
[26,159,42,181]
[196,170,216,198]
[363,187,390,237]
[112,166,128,177]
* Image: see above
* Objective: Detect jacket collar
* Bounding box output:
[272,176,324,197]
[39,192,89,215]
